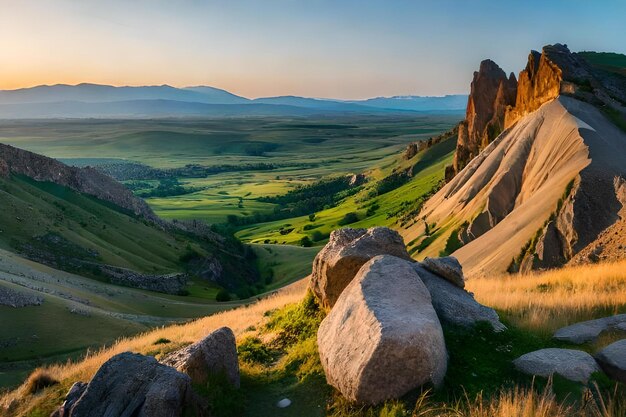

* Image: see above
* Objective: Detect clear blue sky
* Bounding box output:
[1,0,624,99]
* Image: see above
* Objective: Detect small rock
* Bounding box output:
[50,382,87,417]
[595,339,626,382]
[309,227,412,309]
[553,314,626,344]
[276,398,292,408]
[318,255,447,405]
[421,256,465,288]
[513,348,600,383]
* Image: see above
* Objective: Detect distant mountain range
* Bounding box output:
[0,83,466,118]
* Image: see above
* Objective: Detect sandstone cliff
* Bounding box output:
[403,44,626,276]
[0,143,156,221]
[452,60,516,175]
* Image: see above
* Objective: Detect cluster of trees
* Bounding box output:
[137,178,201,198]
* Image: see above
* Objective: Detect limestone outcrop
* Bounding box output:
[553,314,626,344]
[421,256,465,288]
[162,326,240,387]
[317,255,447,404]
[309,227,411,309]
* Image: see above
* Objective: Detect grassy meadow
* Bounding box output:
[3,261,624,417]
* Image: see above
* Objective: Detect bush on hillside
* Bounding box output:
[23,369,59,395]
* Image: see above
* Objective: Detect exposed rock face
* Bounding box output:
[63,352,206,417]
[452,60,517,174]
[0,143,156,220]
[0,286,43,307]
[595,339,626,382]
[317,255,447,404]
[309,227,411,309]
[553,314,626,344]
[413,264,505,331]
[162,326,240,387]
[0,158,8,177]
[513,348,600,383]
[421,256,465,288]
[101,266,188,295]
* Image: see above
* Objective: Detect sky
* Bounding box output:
[1,0,625,100]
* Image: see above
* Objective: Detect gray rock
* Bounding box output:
[414,264,505,332]
[310,227,412,309]
[422,256,465,288]
[317,255,447,405]
[513,348,600,383]
[0,286,43,308]
[595,339,626,382]
[162,326,240,387]
[67,352,207,417]
[553,314,626,344]
[50,382,87,417]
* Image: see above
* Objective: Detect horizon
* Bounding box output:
[2,1,625,100]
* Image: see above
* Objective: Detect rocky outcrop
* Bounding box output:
[0,143,156,220]
[317,255,447,405]
[595,339,626,382]
[309,227,411,309]
[421,256,465,288]
[513,348,600,383]
[162,326,240,387]
[553,314,626,344]
[100,265,188,295]
[0,286,43,307]
[56,352,207,417]
[0,158,8,177]
[452,60,517,174]
[413,264,505,331]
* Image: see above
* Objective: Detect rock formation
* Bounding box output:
[513,348,600,383]
[0,143,156,220]
[317,255,447,404]
[55,352,207,417]
[402,44,626,276]
[452,60,516,175]
[162,326,240,387]
[309,227,411,309]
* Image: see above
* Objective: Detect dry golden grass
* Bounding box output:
[467,260,626,334]
[0,278,308,416]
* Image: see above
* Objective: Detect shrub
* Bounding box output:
[23,369,59,395]
[237,336,275,365]
[264,292,325,348]
[153,337,171,345]
[338,212,359,226]
[300,236,313,247]
[215,289,232,302]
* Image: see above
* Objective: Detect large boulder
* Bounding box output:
[162,326,240,387]
[413,264,505,331]
[50,382,87,417]
[64,352,206,417]
[513,348,600,383]
[553,314,626,344]
[310,227,411,309]
[421,256,465,288]
[317,255,447,405]
[595,339,626,382]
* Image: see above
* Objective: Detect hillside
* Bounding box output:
[402,44,626,276]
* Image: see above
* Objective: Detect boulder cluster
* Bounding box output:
[310,227,505,404]
[51,327,239,417]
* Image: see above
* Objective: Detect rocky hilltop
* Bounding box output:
[0,143,156,221]
[404,44,626,276]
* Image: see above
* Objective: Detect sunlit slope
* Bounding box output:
[402,96,626,276]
